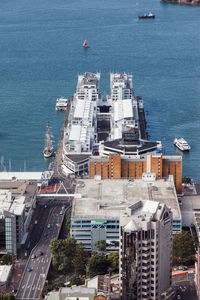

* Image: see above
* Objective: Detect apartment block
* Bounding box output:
[89,154,182,194]
[120,200,172,300]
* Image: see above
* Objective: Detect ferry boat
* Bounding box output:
[83,40,90,48]
[55,97,68,111]
[173,138,191,151]
[138,12,155,19]
[43,123,54,158]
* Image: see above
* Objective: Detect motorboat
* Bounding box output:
[173,138,191,151]
[138,12,155,19]
[55,97,68,111]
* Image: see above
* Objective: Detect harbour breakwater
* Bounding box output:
[163,0,200,6]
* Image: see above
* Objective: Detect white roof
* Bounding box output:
[0,265,12,283]
[114,99,133,122]
[0,190,25,216]
[69,125,81,141]
[0,172,43,181]
[142,200,159,214]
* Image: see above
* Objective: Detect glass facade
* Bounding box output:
[5,218,12,254]
[0,219,6,252]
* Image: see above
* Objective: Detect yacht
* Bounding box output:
[173,138,191,151]
[55,97,68,111]
[83,40,90,48]
[43,122,54,158]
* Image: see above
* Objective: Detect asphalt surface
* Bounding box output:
[16,204,69,300]
[172,274,198,300]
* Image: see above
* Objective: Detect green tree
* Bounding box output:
[50,237,77,274]
[0,254,13,265]
[2,293,15,300]
[95,240,106,252]
[87,253,110,277]
[173,231,197,265]
[74,244,87,276]
[66,215,71,237]
[70,275,84,286]
[107,252,119,271]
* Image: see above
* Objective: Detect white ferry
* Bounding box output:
[173,138,191,151]
[55,97,68,111]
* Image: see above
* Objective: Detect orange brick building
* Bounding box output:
[89,154,182,194]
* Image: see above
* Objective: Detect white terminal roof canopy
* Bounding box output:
[114,99,133,122]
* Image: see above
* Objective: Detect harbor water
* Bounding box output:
[0,0,200,180]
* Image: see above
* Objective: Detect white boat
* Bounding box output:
[173,138,191,151]
[43,122,54,158]
[55,97,68,111]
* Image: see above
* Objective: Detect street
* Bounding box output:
[16,204,70,300]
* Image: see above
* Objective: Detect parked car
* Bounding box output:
[31,254,36,259]
[39,251,43,256]
[27,267,32,272]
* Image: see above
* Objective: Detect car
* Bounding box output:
[182,266,187,271]
[39,251,43,256]
[31,254,36,259]
[47,224,51,228]
[27,267,32,272]
[60,211,63,215]
[177,295,181,300]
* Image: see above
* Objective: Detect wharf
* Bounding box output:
[52,96,73,179]
[137,96,148,140]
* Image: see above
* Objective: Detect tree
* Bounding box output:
[173,231,197,265]
[2,293,15,300]
[95,240,106,252]
[66,215,71,237]
[50,237,77,274]
[0,254,13,265]
[87,253,110,277]
[70,275,84,286]
[74,244,87,276]
[107,252,119,271]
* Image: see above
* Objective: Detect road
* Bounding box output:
[16,204,69,300]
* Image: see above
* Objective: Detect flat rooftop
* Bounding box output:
[0,190,25,216]
[72,178,181,220]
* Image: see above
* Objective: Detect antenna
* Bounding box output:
[163,137,166,155]
[1,156,6,172]
[9,159,12,172]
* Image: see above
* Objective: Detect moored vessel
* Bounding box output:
[55,97,68,111]
[43,122,54,158]
[138,12,155,19]
[173,138,191,151]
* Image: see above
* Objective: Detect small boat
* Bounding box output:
[55,97,68,111]
[43,122,54,158]
[138,12,155,19]
[173,138,191,151]
[83,40,90,48]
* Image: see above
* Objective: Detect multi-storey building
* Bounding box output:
[120,200,172,300]
[0,190,25,256]
[89,153,182,194]
[71,176,181,252]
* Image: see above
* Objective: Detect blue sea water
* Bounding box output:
[0,0,200,179]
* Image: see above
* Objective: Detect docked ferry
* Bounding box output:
[173,138,191,151]
[55,97,68,111]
